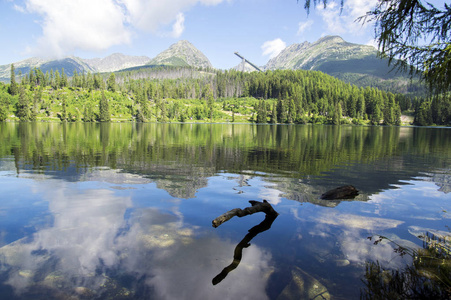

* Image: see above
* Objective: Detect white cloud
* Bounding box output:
[20,0,226,58]
[24,0,131,58]
[13,4,26,13]
[261,38,286,59]
[258,186,282,205]
[297,19,314,36]
[119,0,224,32]
[316,0,377,36]
[171,13,186,38]
[366,38,379,49]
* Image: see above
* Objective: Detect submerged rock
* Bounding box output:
[334,259,350,267]
[277,266,330,300]
[320,185,359,200]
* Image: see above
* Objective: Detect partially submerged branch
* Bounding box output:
[212,213,278,285]
[212,200,279,228]
[212,200,279,285]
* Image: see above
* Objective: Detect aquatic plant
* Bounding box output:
[362,232,451,299]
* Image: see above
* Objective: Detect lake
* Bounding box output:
[0,123,450,299]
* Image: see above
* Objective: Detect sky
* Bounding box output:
[0,0,443,69]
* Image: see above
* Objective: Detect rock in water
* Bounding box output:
[277,266,330,300]
[320,185,359,200]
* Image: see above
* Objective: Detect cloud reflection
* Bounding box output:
[291,206,409,268]
[0,177,274,299]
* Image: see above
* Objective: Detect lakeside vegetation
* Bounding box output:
[0,65,449,126]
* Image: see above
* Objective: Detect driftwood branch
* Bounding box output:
[212,213,278,285]
[211,199,279,285]
[212,200,278,228]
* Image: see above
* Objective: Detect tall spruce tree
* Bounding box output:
[107,73,116,92]
[83,102,95,122]
[206,85,214,121]
[9,64,18,96]
[98,90,111,122]
[270,103,277,124]
[16,86,31,121]
[0,102,8,122]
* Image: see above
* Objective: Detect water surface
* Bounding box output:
[0,123,450,299]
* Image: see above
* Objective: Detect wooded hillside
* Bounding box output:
[0,66,449,126]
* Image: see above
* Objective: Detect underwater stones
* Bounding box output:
[334,259,350,267]
[18,270,33,278]
[42,272,69,290]
[74,286,95,297]
[277,266,330,300]
[139,233,176,249]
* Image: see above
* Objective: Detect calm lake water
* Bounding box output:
[0,123,450,299]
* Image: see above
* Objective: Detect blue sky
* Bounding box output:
[0,0,443,69]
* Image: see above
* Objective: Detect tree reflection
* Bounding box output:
[1,123,450,201]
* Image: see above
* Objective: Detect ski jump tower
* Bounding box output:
[234,52,262,72]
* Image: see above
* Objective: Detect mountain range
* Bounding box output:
[0,37,421,94]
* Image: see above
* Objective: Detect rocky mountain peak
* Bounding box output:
[265,35,378,71]
[316,35,346,45]
[148,40,212,69]
[84,53,150,73]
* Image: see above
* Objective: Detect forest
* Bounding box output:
[0,64,449,126]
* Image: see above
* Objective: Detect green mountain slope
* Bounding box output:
[265,36,425,95]
[0,54,150,82]
[0,41,211,82]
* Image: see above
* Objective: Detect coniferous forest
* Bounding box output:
[0,65,449,126]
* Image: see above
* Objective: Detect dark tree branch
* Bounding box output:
[212,200,279,228]
[212,203,278,285]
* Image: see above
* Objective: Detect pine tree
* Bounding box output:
[256,100,267,123]
[160,100,167,122]
[60,69,68,88]
[270,103,277,124]
[288,99,296,123]
[371,104,382,125]
[332,102,342,125]
[60,95,67,122]
[107,73,116,92]
[0,102,8,122]
[83,103,95,122]
[206,85,214,121]
[53,70,61,90]
[277,96,286,123]
[98,90,111,122]
[9,64,18,96]
[138,88,150,121]
[394,103,402,126]
[16,86,31,121]
[30,87,41,121]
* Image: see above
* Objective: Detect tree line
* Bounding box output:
[0,64,449,126]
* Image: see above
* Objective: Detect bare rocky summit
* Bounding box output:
[148,40,212,69]
[84,53,151,73]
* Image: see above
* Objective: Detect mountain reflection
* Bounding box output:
[0,123,449,204]
[0,137,449,299]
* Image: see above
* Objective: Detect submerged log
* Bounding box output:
[320,185,359,200]
[212,200,278,228]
